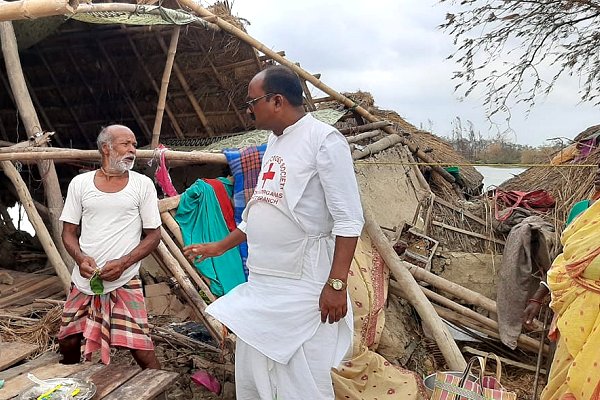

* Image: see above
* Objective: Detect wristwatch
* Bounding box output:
[327,278,347,291]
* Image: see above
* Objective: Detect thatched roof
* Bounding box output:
[1,1,260,150]
[502,125,600,226]
[322,91,483,198]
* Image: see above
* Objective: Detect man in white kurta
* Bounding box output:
[184,66,364,399]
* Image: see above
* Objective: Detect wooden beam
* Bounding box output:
[462,346,546,374]
[352,134,402,160]
[154,33,214,136]
[95,40,153,141]
[431,220,505,245]
[434,197,488,226]
[1,160,70,292]
[0,147,228,164]
[179,0,458,186]
[123,28,184,140]
[346,130,381,144]
[0,0,75,21]
[363,203,466,370]
[151,26,180,149]
[0,20,72,267]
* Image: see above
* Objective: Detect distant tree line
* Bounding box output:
[444,117,561,165]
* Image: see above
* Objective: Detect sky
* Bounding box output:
[225,0,599,146]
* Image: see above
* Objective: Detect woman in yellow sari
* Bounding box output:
[541,197,600,400]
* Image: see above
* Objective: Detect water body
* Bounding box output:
[474,166,526,191]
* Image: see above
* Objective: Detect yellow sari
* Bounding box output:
[541,200,600,400]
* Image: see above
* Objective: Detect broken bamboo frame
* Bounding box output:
[391,281,541,354]
[161,212,184,247]
[0,20,73,268]
[153,242,224,345]
[160,226,216,303]
[0,148,228,164]
[155,32,214,136]
[433,304,547,354]
[432,220,505,246]
[339,121,391,134]
[151,26,180,149]
[179,0,457,186]
[0,0,75,21]
[346,130,381,144]
[363,203,466,370]
[352,134,403,160]
[1,160,71,292]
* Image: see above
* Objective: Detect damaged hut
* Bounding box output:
[0,1,545,399]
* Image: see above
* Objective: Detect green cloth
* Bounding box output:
[566,200,592,226]
[175,179,245,297]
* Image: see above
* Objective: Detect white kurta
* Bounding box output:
[206,114,364,398]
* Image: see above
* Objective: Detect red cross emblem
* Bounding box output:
[261,163,276,188]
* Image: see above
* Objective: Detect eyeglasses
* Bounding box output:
[243,93,275,109]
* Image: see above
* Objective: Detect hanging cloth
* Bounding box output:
[203,178,236,232]
[174,179,246,296]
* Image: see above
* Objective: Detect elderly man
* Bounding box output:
[57,125,161,369]
[184,65,364,399]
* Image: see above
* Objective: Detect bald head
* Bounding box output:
[97,124,134,154]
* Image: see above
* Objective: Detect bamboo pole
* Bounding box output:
[432,221,506,245]
[151,26,180,149]
[0,148,228,164]
[178,0,457,186]
[351,134,403,160]
[433,304,546,354]
[161,212,184,247]
[339,121,391,134]
[1,161,70,292]
[123,29,184,140]
[155,32,214,136]
[363,203,466,370]
[159,195,181,213]
[0,0,75,21]
[160,226,216,303]
[153,242,224,344]
[346,130,381,144]
[0,21,73,268]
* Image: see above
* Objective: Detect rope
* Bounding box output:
[353,161,598,168]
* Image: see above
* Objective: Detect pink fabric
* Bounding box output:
[155,144,178,197]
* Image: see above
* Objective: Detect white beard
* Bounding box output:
[108,153,135,173]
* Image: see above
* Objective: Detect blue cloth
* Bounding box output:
[174,179,246,296]
[223,144,267,277]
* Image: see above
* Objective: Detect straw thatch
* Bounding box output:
[1,1,260,150]
[502,150,599,228]
[323,91,483,198]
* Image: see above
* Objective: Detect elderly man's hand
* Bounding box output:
[78,255,98,279]
[99,259,126,282]
[319,286,348,324]
[183,242,224,263]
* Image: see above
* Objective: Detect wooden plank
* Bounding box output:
[101,369,179,400]
[0,276,60,308]
[67,362,105,382]
[434,197,488,226]
[0,351,59,381]
[0,342,39,372]
[0,362,88,400]
[431,221,506,245]
[89,364,141,399]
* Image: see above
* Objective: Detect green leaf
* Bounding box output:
[90,271,104,295]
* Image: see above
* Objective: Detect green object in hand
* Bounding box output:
[90,270,104,295]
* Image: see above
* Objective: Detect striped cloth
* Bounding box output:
[57,278,154,365]
[223,144,267,277]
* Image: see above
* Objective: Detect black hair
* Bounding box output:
[262,65,304,107]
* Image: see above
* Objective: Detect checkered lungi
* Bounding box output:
[57,277,154,364]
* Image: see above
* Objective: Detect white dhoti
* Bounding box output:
[235,322,340,400]
[206,239,353,400]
